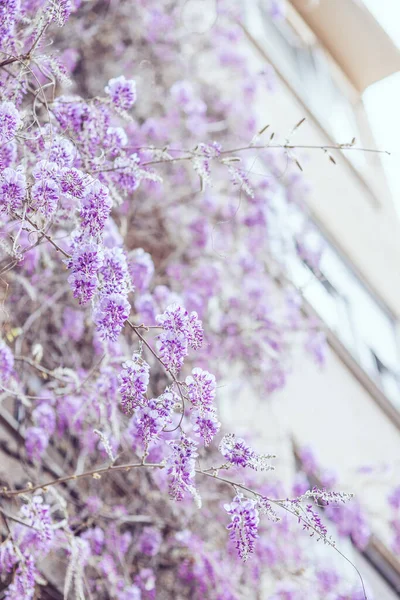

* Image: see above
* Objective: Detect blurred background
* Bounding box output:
[231,0,400,597]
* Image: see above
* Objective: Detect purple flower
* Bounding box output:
[186,368,219,445]
[305,329,327,367]
[0,167,26,213]
[0,101,20,145]
[0,141,17,169]
[68,273,98,305]
[4,554,37,600]
[94,293,130,341]
[135,568,156,599]
[298,445,319,476]
[0,540,17,574]
[31,179,59,216]
[18,496,54,554]
[81,526,105,555]
[47,0,73,26]
[80,180,112,237]
[48,136,75,167]
[268,0,286,20]
[166,434,199,503]
[67,242,103,304]
[156,303,203,351]
[185,368,216,411]
[219,434,274,471]
[25,427,49,461]
[138,527,162,557]
[190,410,220,446]
[170,80,195,106]
[135,391,174,448]
[118,354,150,415]
[128,248,154,293]
[68,241,103,276]
[105,126,128,157]
[157,330,188,373]
[292,472,309,497]
[112,155,141,194]
[118,586,142,600]
[105,76,137,111]
[62,307,85,341]
[325,500,370,549]
[135,293,157,325]
[389,486,400,510]
[224,493,259,561]
[0,340,14,383]
[60,167,85,198]
[32,403,56,435]
[219,434,253,468]
[32,160,60,182]
[100,247,131,295]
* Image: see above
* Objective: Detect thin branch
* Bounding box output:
[0,462,165,498]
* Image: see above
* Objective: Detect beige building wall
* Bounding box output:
[219,1,400,595]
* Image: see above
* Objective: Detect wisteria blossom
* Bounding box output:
[224,494,260,561]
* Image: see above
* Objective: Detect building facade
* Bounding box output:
[224,0,400,597]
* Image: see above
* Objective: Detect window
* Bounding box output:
[264,177,400,404]
[289,214,400,404]
[258,5,365,167]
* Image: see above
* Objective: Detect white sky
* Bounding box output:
[361,0,400,213]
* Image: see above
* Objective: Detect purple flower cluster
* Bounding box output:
[304,329,327,367]
[186,368,220,446]
[134,391,174,448]
[157,330,188,373]
[128,248,154,292]
[118,354,150,415]
[48,136,75,167]
[193,142,222,185]
[25,402,56,462]
[325,500,370,550]
[112,155,142,195]
[156,304,203,372]
[0,167,26,213]
[137,527,162,557]
[32,403,56,435]
[224,493,259,561]
[166,434,199,503]
[389,486,400,510]
[47,0,73,27]
[0,540,17,574]
[60,166,85,198]
[93,293,130,342]
[18,496,54,554]
[105,76,137,111]
[0,140,16,170]
[100,247,131,295]
[186,368,216,410]
[4,555,37,600]
[80,180,112,238]
[302,504,328,540]
[0,101,20,145]
[82,526,105,555]
[219,434,275,471]
[67,242,103,304]
[31,178,59,217]
[0,340,14,383]
[67,175,132,340]
[2,495,55,599]
[25,426,49,462]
